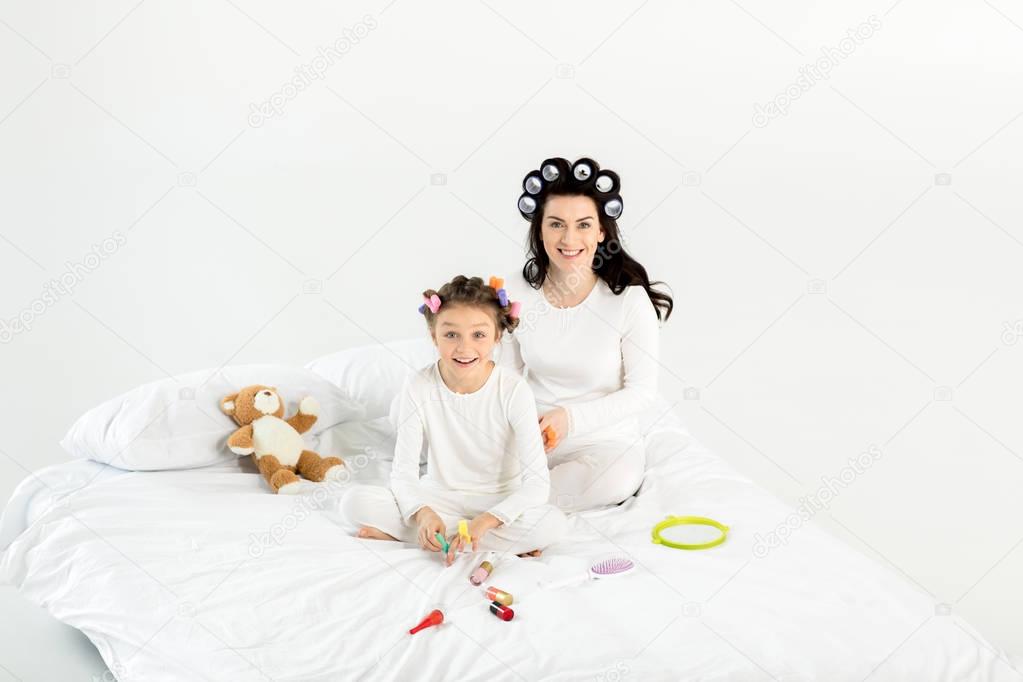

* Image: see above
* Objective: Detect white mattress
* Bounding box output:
[1,412,1018,681]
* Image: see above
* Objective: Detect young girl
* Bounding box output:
[339,275,567,564]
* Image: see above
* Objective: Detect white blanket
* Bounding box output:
[1,415,1018,681]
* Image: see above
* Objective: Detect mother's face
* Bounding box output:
[540,194,605,274]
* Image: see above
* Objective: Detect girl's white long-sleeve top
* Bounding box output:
[500,275,660,436]
[389,362,551,525]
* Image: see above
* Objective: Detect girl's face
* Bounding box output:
[540,194,606,275]
[431,304,499,377]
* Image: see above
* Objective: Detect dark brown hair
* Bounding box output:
[521,157,674,321]
[422,275,520,334]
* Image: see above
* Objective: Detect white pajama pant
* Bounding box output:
[339,484,568,554]
[546,428,647,513]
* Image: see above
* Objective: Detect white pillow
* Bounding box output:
[61,365,365,471]
[306,338,438,419]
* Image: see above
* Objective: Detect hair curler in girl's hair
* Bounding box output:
[418,293,441,315]
[417,275,522,334]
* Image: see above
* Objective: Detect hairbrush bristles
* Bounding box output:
[591,555,635,576]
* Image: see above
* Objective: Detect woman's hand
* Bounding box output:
[414,507,446,552]
[538,407,569,453]
[445,512,502,566]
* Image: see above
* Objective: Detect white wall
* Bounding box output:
[1,0,1022,674]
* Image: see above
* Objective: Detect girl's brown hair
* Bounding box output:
[422,275,519,334]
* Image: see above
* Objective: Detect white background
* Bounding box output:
[1,0,1022,678]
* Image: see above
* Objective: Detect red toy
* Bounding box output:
[409,609,444,635]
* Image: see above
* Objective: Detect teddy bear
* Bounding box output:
[220,385,345,494]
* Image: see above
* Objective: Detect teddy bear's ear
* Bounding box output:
[220,394,238,415]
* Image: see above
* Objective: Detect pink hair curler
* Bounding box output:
[423,294,441,314]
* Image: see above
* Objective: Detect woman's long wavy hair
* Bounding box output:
[521,158,674,321]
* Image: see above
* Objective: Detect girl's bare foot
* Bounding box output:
[357,526,397,541]
[517,549,542,558]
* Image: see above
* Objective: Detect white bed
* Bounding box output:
[1,343,1020,681]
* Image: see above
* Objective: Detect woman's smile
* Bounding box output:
[540,195,606,274]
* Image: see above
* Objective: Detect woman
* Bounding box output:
[501,157,673,513]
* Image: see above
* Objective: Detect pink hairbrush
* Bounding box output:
[539,554,636,589]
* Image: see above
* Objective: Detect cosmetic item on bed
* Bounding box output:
[409,609,445,635]
[489,602,514,621]
[539,554,636,589]
[469,552,496,586]
[485,586,513,606]
[458,520,471,544]
[435,532,450,553]
[651,515,729,550]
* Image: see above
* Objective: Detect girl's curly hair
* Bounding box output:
[421,275,519,334]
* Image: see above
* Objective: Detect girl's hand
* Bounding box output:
[538,408,569,453]
[444,513,502,566]
[414,507,445,552]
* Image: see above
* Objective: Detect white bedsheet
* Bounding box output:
[1,414,1018,681]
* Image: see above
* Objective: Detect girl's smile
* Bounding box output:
[432,303,500,393]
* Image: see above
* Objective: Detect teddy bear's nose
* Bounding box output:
[262,391,271,396]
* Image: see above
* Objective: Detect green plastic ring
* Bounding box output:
[652,515,729,550]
